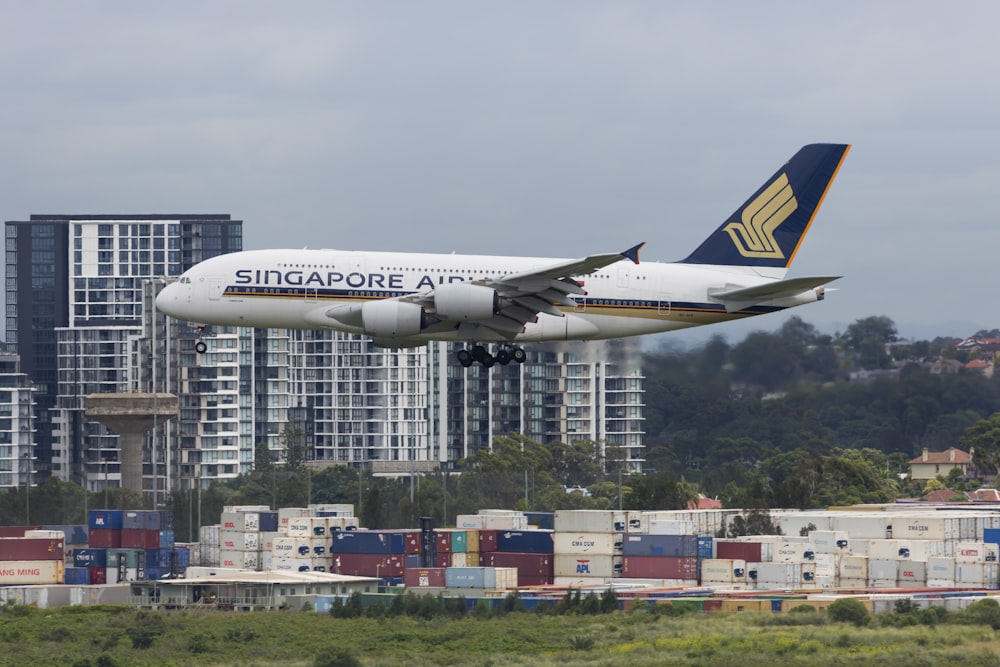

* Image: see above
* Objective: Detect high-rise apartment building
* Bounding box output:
[0,349,36,489]
[4,214,242,486]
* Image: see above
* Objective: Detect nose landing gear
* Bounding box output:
[456,344,527,368]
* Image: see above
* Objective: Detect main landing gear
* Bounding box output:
[194,325,209,354]
[456,344,527,368]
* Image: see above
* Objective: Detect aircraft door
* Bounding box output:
[658,296,672,316]
[206,276,225,301]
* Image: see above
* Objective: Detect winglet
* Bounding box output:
[622,242,645,265]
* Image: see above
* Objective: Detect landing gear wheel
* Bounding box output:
[195,341,208,354]
[471,345,495,368]
[456,349,474,367]
[496,349,511,365]
[512,347,527,364]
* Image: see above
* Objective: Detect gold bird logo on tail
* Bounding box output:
[723,173,798,259]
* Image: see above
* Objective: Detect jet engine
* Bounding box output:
[361,299,427,338]
[433,282,499,320]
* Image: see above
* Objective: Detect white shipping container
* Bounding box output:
[751,562,801,586]
[645,519,694,535]
[553,532,622,556]
[839,578,868,588]
[700,559,747,583]
[927,556,955,580]
[814,553,841,579]
[553,576,613,587]
[927,578,956,588]
[272,557,312,572]
[554,554,619,579]
[23,530,65,540]
[223,505,270,513]
[867,559,898,581]
[775,511,834,536]
[893,516,956,542]
[954,542,998,563]
[200,524,221,547]
[808,531,850,554]
[278,507,313,531]
[833,515,890,540]
[219,549,259,570]
[451,553,468,567]
[840,556,868,580]
[897,561,926,585]
[955,563,988,585]
[455,514,527,530]
[309,503,355,517]
[554,510,628,534]
[220,530,259,551]
[329,517,360,532]
[221,511,260,532]
[0,560,65,585]
[773,542,816,563]
[867,539,943,562]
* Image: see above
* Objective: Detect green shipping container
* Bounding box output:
[451,531,467,553]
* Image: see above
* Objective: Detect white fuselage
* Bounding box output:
[155,248,814,343]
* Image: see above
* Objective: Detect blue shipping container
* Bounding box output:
[331,530,406,554]
[525,512,555,530]
[145,548,191,569]
[122,511,145,530]
[65,567,91,585]
[496,530,554,554]
[74,548,108,568]
[984,528,1000,547]
[622,534,698,558]
[159,530,175,549]
[259,511,279,532]
[445,566,497,589]
[697,536,714,559]
[88,510,123,530]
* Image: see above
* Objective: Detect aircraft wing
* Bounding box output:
[409,242,645,339]
[708,276,840,313]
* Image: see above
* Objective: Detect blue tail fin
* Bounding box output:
[680,143,850,268]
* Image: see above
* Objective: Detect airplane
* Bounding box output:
[155,143,850,367]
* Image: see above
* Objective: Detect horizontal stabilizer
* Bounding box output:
[708,276,840,312]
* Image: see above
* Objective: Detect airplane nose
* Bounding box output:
[154,282,180,316]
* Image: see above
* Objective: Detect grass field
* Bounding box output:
[3,601,1000,666]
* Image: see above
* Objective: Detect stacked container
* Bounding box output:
[621,534,698,585]
[485,530,554,586]
[0,530,65,585]
[219,509,279,571]
[329,530,415,580]
[274,515,334,572]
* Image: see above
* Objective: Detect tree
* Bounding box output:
[962,412,1000,478]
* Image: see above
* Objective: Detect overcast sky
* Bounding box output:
[3,2,998,345]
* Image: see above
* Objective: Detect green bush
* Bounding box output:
[314,648,361,667]
[827,598,870,627]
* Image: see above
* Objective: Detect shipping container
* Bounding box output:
[622,556,698,580]
[455,514,527,530]
[554,532,622,556]
[107,548,146,569]
[554,510,628,534]
[65,566,90,585]
[553,554,620,579]
[496,530,554,554]
[699,558,747,583]
[0,560,64,585]
[839,556,868,580]
[444,566,518,590]
[896,560,926,585]
[926,556,955,580]
[477,530,498,553]
[715,541,763,563]
[867,559,898,582]
[772,542,816,563]
[40,525,89,545]
[88,510,123,531]
[220,511,260,533]
[808,531,850,554]
[622,534,697,558]
[309,503,355,517]
[73,548,108,568]
[120,529,162,550]
[89,567,107,585]
[220,530,259,551]
[332,553,404,578]
[0,537,64,561]
[481,552,554,580]
[645,519,694,535]
[218,550,259,570]
[955,542,998,563]
[404,567,446,588]
[331,530,407,554]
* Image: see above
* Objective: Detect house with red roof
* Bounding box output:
[908,447,974,482]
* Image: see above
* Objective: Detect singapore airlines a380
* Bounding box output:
[155,144,851,367]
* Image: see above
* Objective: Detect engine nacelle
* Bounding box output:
[361,299,427,339]
[433,282,499,321]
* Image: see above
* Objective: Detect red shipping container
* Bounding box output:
[89,567,107,585]
[715,541,762,563]
[404,567,446,588]
[435,552,452,568]
[482,552,553,577]
[88,529,122,549]
[478,529,498,552]
[436,532,452,553]
[120,529,160,549]
[622,556,698,579]
[0,537,65,561]
[0,526,40,538]
[518,575,553,587]
[332,553,404,578]
[703,599,723,613]
[403,531,421,555]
